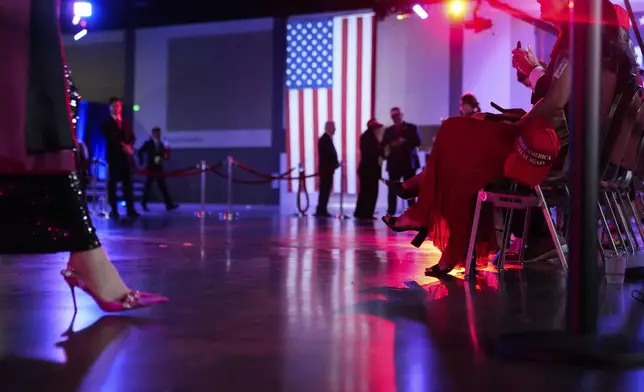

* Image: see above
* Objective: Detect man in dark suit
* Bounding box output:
[315,121,339,217]
[137,127,178,212]
[354,119,384,220]
[382,107,421,215]
[101,97,140,219]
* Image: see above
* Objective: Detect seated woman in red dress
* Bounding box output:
[382,0,635,277]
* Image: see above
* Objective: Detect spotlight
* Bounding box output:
[447,0,468,19]
[73,2,92,18]
[74,29,88,41]
[412,4,429,19]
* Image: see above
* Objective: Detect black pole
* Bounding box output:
[122,0,135,125]
[448,22,464,117]
[567,0,601,335]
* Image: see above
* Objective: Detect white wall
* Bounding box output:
[463,2,537,114]
[134,18,274,149]
[375,6,452,126]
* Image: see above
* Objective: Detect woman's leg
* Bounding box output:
[0,173,163,306]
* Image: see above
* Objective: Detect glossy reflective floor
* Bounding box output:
[3,205,644,391]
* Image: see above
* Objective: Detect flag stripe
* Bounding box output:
[340,18,349,195]
[297,89,306,190]
[287,89,301,192]
[285,91,292,192]
[302,89,315,192]
[312,90,320,191]
[332,19,343,193]
[355,17,363,194]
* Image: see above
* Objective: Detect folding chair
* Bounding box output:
[463,107,569,280]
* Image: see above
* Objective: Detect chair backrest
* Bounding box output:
[600,72,641,179]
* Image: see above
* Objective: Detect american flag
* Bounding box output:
[285,12,375,194]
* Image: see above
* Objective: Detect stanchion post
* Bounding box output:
[99,161,109,217]
[91,160,98,214]
[337,161,349,219]
[227,156,233,217]
[199,160,207,215]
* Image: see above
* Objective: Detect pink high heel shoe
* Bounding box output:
[61,266,168,312]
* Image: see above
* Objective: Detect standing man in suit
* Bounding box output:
[382,107,421,215]
[315,121,339,217]
[137,127,179,212]
[101,97,140,219]
[354,119,385,220]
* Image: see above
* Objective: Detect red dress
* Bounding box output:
[405,117,519,267]
[0,0,76,174]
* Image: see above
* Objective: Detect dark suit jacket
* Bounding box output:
[317,133,338,174]
[358,128,383,177]
[100,116,135,168]
[138,138,169,170]
[382,122,421,172]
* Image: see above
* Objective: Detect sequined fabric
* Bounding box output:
[0,172,101,254]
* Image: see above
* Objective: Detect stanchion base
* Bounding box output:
[494,331,644,367]
[335,214,350,220]
[218,212,239,221]
[293,212,307,217]
[194,211,210,218]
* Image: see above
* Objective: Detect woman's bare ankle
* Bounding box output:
[67,247,130,301]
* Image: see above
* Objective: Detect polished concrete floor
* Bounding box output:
[2,205,644,391]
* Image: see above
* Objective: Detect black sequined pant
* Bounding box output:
[0,172,101,254]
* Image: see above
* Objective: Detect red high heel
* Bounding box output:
[61,266,168,312]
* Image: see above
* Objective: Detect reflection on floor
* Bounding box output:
[1,205,644,391]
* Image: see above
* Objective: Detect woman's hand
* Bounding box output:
[512,45,540,76]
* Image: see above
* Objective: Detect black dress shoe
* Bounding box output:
[126,210,141,218]
[166,204,179,211]
[141,204,150,212]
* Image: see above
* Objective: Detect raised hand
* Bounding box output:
[512,44,540,76]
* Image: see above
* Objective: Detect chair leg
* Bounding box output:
[597,236,607,265]
[610,191,635,253]
[465,191,484,280]
[626,192,644,250]
[518,207,532,265]
[497,207,514,272]
[535,185,568,271]
[615,192,640,252]
[603,191,628,252]
[598,199,619,255]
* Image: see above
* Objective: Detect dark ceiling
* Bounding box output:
[60,0,389,33]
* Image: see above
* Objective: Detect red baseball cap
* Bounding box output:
[613,4,629,30]
[503,116,561,186]
[367,118,383,128]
